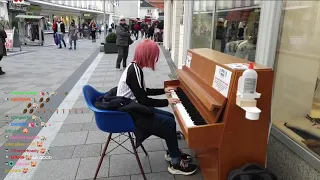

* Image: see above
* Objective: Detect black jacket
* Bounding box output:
[116,24,131,46]
[54,22,65,34]
[94,87,155,147]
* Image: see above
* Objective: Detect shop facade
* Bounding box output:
[164,0,320,179]
[7,0,30,29]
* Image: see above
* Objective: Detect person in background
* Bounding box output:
[68,20,78,50]
[52,16,58,45]
[116,40,198,175]
[89,20,97,42]
[140,21,145,39]
[0,25,7,75]
[148,23,154,40]
[134,23,140,40]
[54,17,66,49]
[143,22,149,39]
[116,15,131,70]
[105,23,109,35]
[131,22,135,36]
[97,23,102,38]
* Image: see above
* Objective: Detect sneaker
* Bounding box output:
[69,47,72,50]
[116,68,122,71]
[165,150,192,162]
[168,160,198,175]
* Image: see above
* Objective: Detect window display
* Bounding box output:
[213,0,261,62]
[272,1,320,159]
[191,0,214,48]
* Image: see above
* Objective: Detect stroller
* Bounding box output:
[154,28,163,44]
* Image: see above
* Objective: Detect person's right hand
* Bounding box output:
[168,98,180,105]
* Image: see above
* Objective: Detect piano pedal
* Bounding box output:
[176,131,184,140]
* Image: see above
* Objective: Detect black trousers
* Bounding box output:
[0,55,3,68]
[91,30,96,40]
[116,46,129,68]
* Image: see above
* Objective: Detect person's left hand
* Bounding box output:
[165,87,177,93]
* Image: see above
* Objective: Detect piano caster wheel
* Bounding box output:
[176,131,184,140]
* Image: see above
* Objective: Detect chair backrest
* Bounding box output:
[82,85,136,133]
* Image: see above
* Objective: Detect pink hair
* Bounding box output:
[133,40,159,70]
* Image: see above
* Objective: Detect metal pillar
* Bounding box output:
[103,0,106,42]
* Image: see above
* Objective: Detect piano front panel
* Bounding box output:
[165,80,225,149]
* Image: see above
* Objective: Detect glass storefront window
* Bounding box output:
[272,1,320,159]
[191,0,214,48]
[213,0,261,62]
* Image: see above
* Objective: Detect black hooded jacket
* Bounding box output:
[94,87,155,147]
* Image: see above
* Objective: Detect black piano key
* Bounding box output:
[176,88,207,125]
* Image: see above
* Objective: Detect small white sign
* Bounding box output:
[226,63,248,70]
[212,65,232,97]
[185,52,192,68]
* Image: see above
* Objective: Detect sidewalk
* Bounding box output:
[0,39,204,180]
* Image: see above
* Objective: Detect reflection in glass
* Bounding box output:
[213,0,261,62]
[272,1,320,159]
[191,0,214,48]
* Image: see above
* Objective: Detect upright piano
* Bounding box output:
[164,48,274,180]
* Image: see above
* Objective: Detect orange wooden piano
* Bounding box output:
[164,48,274,180]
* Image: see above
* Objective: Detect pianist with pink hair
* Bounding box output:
[117,39,198,175]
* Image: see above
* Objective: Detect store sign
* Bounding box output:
[8,2,27,11]
[27,5,41,12]
[83,13,91,17]
[13,0,24,4]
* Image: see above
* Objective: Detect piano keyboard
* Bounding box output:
[170,88,207,127]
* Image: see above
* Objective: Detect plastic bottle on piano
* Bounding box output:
[237,62,258,96]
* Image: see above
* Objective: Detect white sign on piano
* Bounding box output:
[185,52,192,68]
[212,65,232,97]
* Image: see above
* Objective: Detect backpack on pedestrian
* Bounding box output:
[228,164,278,180]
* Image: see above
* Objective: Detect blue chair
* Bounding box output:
[83,85,148,180]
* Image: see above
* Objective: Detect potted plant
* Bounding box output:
[104,33,118,54]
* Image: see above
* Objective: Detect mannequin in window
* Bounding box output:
[225,40,246,56]
[237,21,246,40]
[226,23,237,42]
[235,36,257,62]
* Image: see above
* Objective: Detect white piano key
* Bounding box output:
[170,90,195,127]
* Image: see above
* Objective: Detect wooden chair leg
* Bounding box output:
[94,133,112,180]
[128,132,147,180]
[140,144,148,156]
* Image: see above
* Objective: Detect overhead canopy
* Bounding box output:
[16,15,44,19]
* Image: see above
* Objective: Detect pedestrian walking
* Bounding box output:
[0,25,7,75]
[134,23,140,40]
[52,16,58,45]
[68,21,78,50]
[148,24,154,40]
[54,18,66,49]
[116,15,133,70]
[89,20,97,43]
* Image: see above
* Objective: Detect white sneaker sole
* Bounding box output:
[167,166,197,175]
[165,154,171,162]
